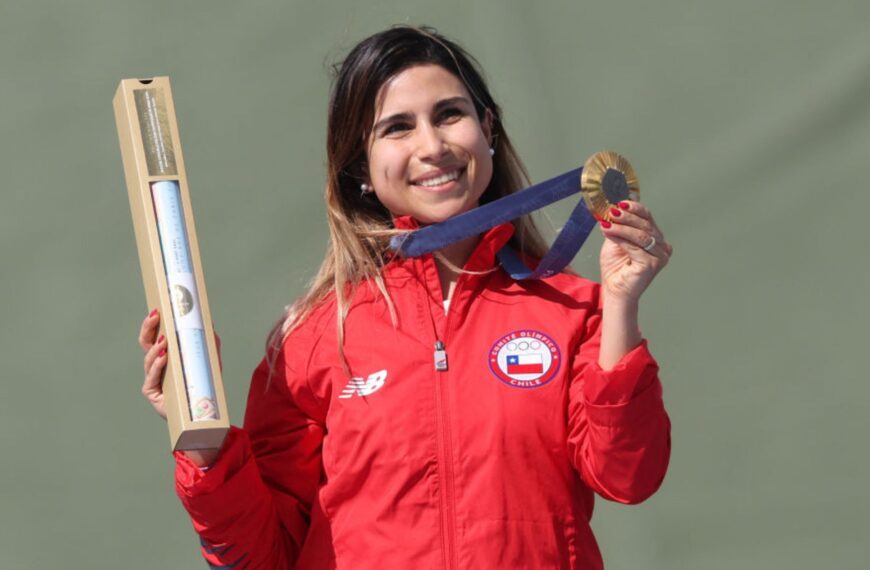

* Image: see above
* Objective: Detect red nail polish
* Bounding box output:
[159,348,166,357]
[158,335,165,343]
[618,201,630,210]
[600,220,612,229]
[610,207,622,217]
[149,308,158,317]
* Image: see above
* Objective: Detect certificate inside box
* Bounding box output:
[113,77,230,451]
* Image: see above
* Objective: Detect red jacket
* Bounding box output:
[175,220,671,569]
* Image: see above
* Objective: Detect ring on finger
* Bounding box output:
[642,235,657,252]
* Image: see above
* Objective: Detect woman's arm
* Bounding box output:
[138,311,222,467]
[596,200,672,369]
[598,296,642,370]
[565,200,673,502]
[566,326,671,504]
[175,350,327,569]
[137,309,327,568]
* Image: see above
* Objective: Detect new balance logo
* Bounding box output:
[338,369,388,399]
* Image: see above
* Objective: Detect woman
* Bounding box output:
[139,25,672,569]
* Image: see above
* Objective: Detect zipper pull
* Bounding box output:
[434,340,448,371]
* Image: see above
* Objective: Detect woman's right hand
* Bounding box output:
[138,308,222,467]
[138,309,224,419]
[139,309,169,420]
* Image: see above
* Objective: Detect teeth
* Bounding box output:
[417,170,460,187]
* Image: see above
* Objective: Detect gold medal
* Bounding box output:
[581,151,639,222]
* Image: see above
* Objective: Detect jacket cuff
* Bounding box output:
[174,426,249,498]
[582,340,663,427]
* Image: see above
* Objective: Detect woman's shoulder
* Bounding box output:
[273,276,393,351]
[258,295,336,372]
[280,293,338,349]
[507,269,601,304]
[500,249,601,301]
[256,294,338,407]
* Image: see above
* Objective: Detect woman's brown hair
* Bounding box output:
[267,25,549,370]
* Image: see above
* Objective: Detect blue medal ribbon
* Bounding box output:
[389,167,597,280]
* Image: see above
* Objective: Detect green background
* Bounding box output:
[2,0,868,568]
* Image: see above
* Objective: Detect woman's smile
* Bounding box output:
[411,166,465,190]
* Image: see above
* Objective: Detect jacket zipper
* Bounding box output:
[433,347,457,569]
[434,340,448,371]
[425,257,463,570]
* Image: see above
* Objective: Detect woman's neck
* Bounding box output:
[434,234,480,303]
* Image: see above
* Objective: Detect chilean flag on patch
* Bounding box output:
[506,353,544,374]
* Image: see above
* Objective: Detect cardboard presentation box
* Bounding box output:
[113,77,229,451]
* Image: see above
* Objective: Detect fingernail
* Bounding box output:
[610,207,622,217]
[159,348,166,357]
[618,201,630,210]
[157,335,165,343]
[149,308,158,317]
[600,220,612,229]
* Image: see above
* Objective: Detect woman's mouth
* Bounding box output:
[412,168,464,190]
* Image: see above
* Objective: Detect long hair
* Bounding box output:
[267,25,549,368]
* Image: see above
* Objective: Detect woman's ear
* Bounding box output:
[482,109,494,147]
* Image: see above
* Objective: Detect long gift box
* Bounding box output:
[113,77,229,451]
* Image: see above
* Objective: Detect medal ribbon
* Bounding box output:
[389,167,597,279]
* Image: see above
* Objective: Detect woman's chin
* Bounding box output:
[412,200,477,225]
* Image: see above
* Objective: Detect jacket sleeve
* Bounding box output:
[174,326,328,569]
[565,298,671,505]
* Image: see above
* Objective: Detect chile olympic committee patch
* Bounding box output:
[489,330,561,388]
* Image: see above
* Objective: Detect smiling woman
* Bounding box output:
[366,66,494,224]
[136,24,673,570]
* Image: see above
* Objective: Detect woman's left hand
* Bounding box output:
[599,201,672,303]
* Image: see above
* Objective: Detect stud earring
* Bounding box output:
[489,148,495,156]
[360,183,372,197]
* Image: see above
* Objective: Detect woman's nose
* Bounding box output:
[416,123,448,161]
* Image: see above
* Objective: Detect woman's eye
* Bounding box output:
[438,107,464,122]
[383,122,411,136]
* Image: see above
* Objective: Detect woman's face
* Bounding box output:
[366,64,493,224]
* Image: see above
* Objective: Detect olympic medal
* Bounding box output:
[581,151,639,222]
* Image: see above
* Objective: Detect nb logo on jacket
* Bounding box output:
[338,369,388,399]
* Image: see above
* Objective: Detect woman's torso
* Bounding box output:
[292,233,605,569]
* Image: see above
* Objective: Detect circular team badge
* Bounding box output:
[489,329,561,388]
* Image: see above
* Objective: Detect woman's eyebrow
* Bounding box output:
[373,96,473,132]
[434,96,471,110]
